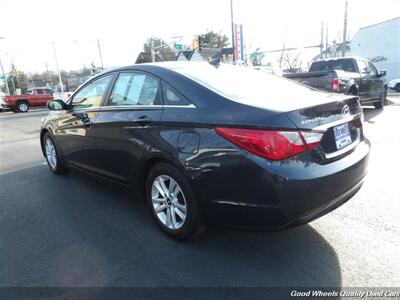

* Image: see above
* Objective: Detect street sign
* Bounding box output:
[174,43,184,50]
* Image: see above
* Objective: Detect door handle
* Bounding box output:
[132,116,153,126]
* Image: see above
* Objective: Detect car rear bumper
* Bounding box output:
[199,138,370,230]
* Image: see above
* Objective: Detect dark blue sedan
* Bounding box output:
[41,62,370,239]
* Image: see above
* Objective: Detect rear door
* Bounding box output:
[92,71,163,183]
[55,74,114,170]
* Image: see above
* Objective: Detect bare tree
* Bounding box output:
[279,50,303,73]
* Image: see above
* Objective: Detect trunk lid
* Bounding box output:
[285,95,363,160]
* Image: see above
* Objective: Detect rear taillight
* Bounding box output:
[332,77,340,91]
[215,128,324,160]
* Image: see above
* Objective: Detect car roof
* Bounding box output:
[314,56,367,62]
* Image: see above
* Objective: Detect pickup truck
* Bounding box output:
[2,87,55,112]
[284,57,388,109]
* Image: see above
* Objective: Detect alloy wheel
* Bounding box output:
[19,103,28,112]
[45,138,57,170]
[151,175,187,230]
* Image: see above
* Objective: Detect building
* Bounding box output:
[350,17,400,81]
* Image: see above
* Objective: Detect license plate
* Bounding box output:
[333,123,352,150]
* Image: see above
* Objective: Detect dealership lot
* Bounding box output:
[0,99,399,287]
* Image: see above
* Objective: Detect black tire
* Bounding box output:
[348,86,358,96]
[17,101,29,113]
[395,83,400,93]
[42,133,68,175]
[145,163,205,240]
[374,89,387,109]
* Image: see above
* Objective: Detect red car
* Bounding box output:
[2,87,54,112]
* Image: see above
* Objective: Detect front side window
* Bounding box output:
[162,82,191,106]
[109,72,160,106]
[45,89,54,95]
[36,89,44,95]
[368,62,378,76]
[72,75,112,109]
[358,61,369,74]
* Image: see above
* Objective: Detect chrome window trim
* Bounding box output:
[73,104,196,112]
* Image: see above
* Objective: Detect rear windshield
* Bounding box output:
[173,63,311,104]
[309,59,356,72]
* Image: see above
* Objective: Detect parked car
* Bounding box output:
[2,87,55,112]
[41,62,370,240]
[388,78,400,92]
[284,57,388,109]
[0,91,7,111]
[253,65,283,76]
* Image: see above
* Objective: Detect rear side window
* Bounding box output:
[36,89,44,95]
[45,89,54,95]
[109,72,161,106]
[162,82,191,106]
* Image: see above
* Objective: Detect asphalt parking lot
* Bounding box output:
[1,97,399,288]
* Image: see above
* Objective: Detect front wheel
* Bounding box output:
[374,89,387,109]
[43,133,68,175]
[17,101,29,113]
[145,163,205,240]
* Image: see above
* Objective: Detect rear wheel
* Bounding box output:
[43,133,68,175]
[17,101,29,113]
[145,163,205,240]
[374,89,387,109]
[348,86,358,96]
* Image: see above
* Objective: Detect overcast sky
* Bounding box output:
[0,0,399,73]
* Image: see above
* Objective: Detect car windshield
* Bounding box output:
[309,59,356,72]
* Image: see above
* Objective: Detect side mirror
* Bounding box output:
[47,99,66,111]
[379,70,386,77]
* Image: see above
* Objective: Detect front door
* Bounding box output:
[92,71,163,183]
[358,60,373,100]
[55,74,113,170]
[367,62,384,100]
[33,88,49,106]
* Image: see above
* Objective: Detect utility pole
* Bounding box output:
[230,0,235,62]
[0,57,10,95]
[10,75,15,94]
[0,37,10,95]
[97,39,104,69]
[342,0,348,57]
[45,62,53,88]
[150,39,155,63]
[52,41,64,92]
[326,27,329,52]
[320,22,324,59]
